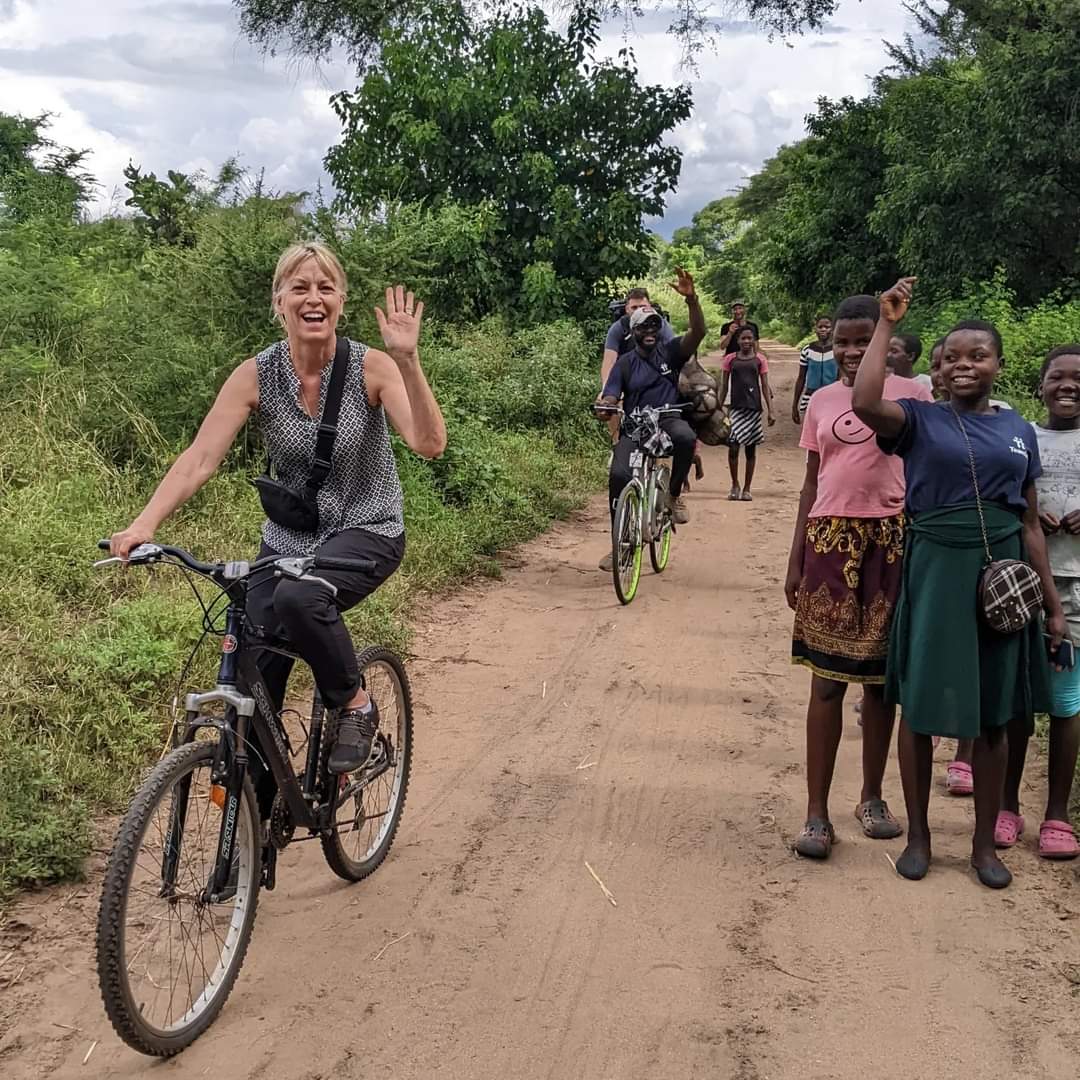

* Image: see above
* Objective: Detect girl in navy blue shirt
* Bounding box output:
[853,278,1063,890]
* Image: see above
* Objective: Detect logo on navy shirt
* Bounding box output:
[1009,435,1029,460]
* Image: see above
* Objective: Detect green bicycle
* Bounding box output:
[596,403,689,604]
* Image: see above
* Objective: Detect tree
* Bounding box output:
[326,4,692,314]
[234,0,843,66]
[0,113,92,223]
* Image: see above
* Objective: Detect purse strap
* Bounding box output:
[302,335,351,498]
[949,406,994,566]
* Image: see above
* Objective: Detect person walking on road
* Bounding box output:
[720,327,774,501]
[792,315,835,423]
[720,299,759,355]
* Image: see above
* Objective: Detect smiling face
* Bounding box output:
[886,336,914,377]
[1041,353,1080,428]
[832,316,876,385]
[930,344,947,399]
[732,303,746,322]
[941,329,1001,403]
[274,256,345,349]
[633,314,662,351]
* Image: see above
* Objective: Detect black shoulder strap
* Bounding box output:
[305,335,351,497]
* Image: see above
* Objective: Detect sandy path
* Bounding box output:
[3,345,1080,1079]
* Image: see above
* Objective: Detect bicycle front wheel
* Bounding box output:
[96,741,261,1057]
[320,646,413,882]
[612,485,643,605]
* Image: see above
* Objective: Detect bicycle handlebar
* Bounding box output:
[96,541,376,579]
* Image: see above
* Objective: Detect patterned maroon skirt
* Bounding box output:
[791,515,905,684]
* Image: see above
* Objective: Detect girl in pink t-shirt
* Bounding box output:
[784,294,933,860]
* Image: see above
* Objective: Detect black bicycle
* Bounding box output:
[93,542,412,1056]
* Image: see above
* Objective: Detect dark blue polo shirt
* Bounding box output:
[602,337,689,414]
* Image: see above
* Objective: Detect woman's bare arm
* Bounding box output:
[110,359,258,557]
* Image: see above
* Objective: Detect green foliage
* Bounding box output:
[325,4,691,315]
[0,113,92,224]
[683,0,1080,324]
[233,0,843,67]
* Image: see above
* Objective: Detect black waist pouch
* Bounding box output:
[250,474,322,532]
[251,336,349,533]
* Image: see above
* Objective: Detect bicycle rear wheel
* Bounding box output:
[612,485,643,605]
[320,646,413,882]
[96,741,261,1056]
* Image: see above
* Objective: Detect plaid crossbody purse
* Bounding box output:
[951,408,1043,634]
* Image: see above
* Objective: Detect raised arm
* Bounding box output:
[670,268,706,360]
[852,277,915,438]
[367,286,447,460]
[110,359,258,558]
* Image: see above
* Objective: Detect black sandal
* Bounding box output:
[794,817,836,859]
[855,798,903,840]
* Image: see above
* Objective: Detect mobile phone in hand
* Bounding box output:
[1045,635,1076,670]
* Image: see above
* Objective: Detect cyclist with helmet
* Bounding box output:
[595,269,706,569]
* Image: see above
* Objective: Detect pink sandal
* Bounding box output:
[945,760,973,796]
[994,811,1024,848]
[1039,820,1080,860]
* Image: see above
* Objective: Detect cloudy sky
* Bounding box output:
[0,0,913,234]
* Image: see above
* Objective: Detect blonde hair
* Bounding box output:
[270,242,348,321]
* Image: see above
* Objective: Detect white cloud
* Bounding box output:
[0,0,914,233]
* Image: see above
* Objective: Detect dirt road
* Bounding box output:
[3,346,1079,1079]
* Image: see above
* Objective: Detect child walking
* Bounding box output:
[997,346,1080,858]
[792,315,835,423]
[853,278,1062,889]
[721,326,774,501]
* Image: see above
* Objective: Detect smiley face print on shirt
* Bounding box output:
[831,409,875,445]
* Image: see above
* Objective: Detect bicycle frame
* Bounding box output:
[170,584,389,899]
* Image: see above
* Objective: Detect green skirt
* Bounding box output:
[886,503,1051,739]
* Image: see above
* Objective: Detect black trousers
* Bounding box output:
[245,528,406,714]
[608,417,696,520]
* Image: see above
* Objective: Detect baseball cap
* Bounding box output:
[629,307,663,330]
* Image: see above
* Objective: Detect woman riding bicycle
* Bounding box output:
[109,242,446,780]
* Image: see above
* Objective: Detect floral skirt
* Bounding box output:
[791,515,905,684]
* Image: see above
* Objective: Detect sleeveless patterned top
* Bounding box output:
[255,339,404,554]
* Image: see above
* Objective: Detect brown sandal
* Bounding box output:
[794,817,836,859]
[855,799,903,840]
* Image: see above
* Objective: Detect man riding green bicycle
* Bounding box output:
[595,268,706,570]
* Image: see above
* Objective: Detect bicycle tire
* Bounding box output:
[96,741,261,1056]
[612,485,643,605]
[649,465,672,574]
[649,519,672,573]
[320,646,413,882]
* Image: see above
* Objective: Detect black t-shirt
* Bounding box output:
[721,320,760,354]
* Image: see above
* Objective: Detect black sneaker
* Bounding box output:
[329,701,379,774]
